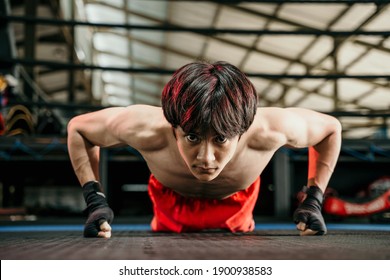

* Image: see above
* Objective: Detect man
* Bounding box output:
[67,61,342,238]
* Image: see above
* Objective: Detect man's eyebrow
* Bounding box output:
[186,129,201,134]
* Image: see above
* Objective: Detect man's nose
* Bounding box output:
[196,142,216,163]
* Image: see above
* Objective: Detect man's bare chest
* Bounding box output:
[139,132,277,198]
[146,151,273,199]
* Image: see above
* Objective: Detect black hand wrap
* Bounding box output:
[82,181,114,237]
[293,186,327,235]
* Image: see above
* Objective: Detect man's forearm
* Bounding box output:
[68,132,101,186]
[307,130,341,192]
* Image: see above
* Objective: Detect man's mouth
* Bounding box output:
[194,166,217,174]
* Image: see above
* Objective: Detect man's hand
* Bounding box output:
[83,181,114,238]
[293,186,327,236]
[84,207,113,238]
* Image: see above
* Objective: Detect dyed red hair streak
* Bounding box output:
[161,61,257,138]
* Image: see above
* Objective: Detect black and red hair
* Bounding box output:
[161,61,257,138]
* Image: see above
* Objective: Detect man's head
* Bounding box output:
[161,61,257,181]
[161,61,257,138]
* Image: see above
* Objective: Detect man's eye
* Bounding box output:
[186,134,199,143]
[215,136,227,144]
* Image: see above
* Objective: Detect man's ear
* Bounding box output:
[172,127,177,139]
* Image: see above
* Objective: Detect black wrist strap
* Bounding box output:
[82,181,108,213]
[303,185,324,205]
[83,181,105,200]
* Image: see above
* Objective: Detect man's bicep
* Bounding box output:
[283,108,335,148]
[106,105,167,151]
[70,107,128,148]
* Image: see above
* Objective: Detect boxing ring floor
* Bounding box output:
[1,217,390,260]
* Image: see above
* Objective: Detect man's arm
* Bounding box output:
[264,107,342,189]
[264,107,342,235]
[67,106,132,238]
[285,108,342,193]
[288,108,342,236]
[67,107,127,185]
[67,105,165,183]
[67,105,163,238]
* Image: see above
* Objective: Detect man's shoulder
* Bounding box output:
[112,105,171,150]
[124,104,162,115]
[120,105,167,125]
[255,106,290,117]
[244,107,292,150]
[126,104,172,129]
[255,106,312,125]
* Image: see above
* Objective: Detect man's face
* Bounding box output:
[174,126,240,181]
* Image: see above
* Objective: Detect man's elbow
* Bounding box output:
[67,116,83,138]
[67,117,76,135]
[330,116,342,138]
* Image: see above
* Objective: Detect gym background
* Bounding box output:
[1,0,390,224]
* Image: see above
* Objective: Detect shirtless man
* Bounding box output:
[67,61,342,238]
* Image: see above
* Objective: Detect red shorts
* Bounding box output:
[147,174,260,233]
